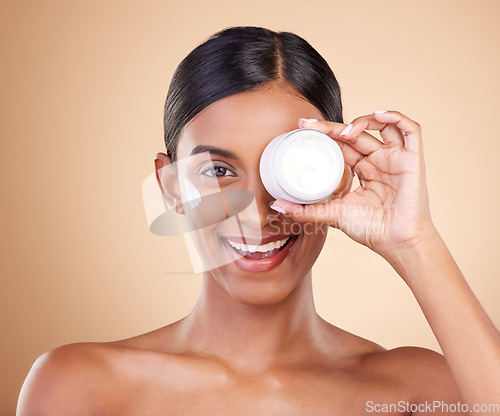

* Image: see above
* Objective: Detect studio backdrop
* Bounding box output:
[1,0,499,414]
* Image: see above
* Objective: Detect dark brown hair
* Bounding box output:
[164,26,343,161]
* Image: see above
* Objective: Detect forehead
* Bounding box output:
[176,82,324,160]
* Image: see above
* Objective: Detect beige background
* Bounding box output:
[2,0,500,413]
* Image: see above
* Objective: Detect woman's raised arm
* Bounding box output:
[272,112,500,410]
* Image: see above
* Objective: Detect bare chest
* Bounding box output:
[103,364,412,416]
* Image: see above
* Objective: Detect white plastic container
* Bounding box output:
[259,128,344,204]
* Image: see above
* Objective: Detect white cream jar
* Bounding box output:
[260,129,344,204]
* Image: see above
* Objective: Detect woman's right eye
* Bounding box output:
[200,165,237,178]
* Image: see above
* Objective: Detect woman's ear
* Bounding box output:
[332,164,354,199]
[154,152,185,215]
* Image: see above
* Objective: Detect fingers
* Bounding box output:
[347,113,404,148]
[271,198,343,229]
[298,111,422,154]
[372,111,422,153]
[331,140,364,169]
[299,118,383,156]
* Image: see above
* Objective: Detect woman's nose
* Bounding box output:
[235,177,277,230]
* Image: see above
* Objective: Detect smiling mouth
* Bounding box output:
[219,236,294,260]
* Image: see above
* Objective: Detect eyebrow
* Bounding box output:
[190,145,238,159]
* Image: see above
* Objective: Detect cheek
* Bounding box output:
[187,216,256,273]
[299,224,329,260]
[185,225,231,272]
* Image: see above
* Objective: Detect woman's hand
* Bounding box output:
[272,112,500,409]
[271,111,438,258]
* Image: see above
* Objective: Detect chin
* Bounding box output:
[228,284,297,307]
[215,267,307,308]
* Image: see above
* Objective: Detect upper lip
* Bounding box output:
[220,234,294,245]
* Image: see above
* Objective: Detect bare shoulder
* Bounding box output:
[17,325,189,416]
[326,324,463,412]
[17,342,117,415]
[365,346,463,409]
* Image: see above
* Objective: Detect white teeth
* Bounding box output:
[226,237,290,253]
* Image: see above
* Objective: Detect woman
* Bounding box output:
[18,26,500,415]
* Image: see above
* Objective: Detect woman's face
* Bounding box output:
[160,82,346,306]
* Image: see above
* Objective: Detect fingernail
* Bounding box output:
[270,202,287,214]
[373,110,387,114]
[340,124,352,136]
[299,118,318,124]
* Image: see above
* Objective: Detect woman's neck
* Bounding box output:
[175,269,328,375]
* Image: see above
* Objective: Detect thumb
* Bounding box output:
[270,199,343,229]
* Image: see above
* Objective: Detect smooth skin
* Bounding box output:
[17,82,500,415]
